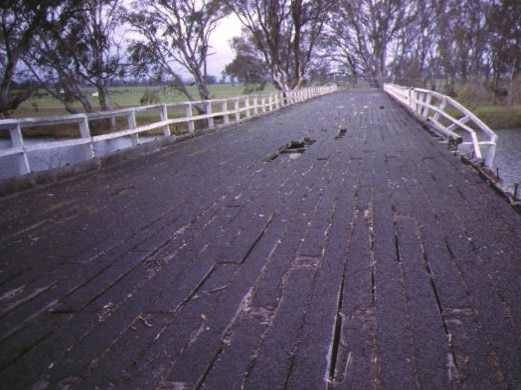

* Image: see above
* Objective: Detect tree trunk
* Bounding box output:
[0,55,18,117]
[507,59,517,106]
[97,80,115,129]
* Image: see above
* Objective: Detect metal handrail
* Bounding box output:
[383,83,498,168]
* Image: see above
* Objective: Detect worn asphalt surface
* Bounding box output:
[1,90,521,389]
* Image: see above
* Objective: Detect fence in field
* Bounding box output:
[0,85,337,180]
[384,83,498,168]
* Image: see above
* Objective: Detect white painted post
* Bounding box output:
[412,90,420,114]
[10,122,30,175]
[433,98,446,122]
[186,103,195,133]
[245,97,251,118]
[206,101,214,128]
[79,116,94,160]
[422,93,432,117]
[234,98,240,122]
[486,134,498,168]
[253,96,259,115]
[127,110,139,146]
[160,104,171,136]
[222,101,229,124]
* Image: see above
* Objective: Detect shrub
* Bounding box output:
[456,81,492,110]
[139,90,160,106]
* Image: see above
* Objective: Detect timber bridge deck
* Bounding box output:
[1,90,521,389]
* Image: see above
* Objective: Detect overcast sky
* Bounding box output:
[206,14,242,78]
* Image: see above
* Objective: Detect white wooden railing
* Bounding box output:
[0,85,337,179]
[384,83,498,168]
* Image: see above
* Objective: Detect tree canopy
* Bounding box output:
[125,0,228,102]
[24,0,126,114]
[223,0,336,91]
[0,0,64,117]
[1,0,521,117]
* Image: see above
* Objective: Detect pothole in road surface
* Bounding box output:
[335,128,347,139]
[264,137,316,161]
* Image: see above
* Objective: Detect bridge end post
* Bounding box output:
[10,123,31,175]
[79,117,95,161]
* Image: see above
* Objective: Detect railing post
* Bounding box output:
[186,103,195,133]
[433,98,446,122]
[160,104,171,136]
[253,96,259,115]
[234,98,240,122]
[10,122,30,175]
[245,97,251,118]
[206,101,214,128]
[127,110,139,146]
[486,135,498,169]
[422,93,432,117]
[79,116,94,160]
[222,101,229,124]
[414,90,422,114]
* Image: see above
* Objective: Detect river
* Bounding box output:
[493,128,521,192]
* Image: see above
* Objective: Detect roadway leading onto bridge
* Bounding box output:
[1,90,520,389]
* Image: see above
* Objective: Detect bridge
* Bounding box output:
[1,89,520,388]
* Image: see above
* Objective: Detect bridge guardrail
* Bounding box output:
[383,83,498,168]
[0,85,337,179]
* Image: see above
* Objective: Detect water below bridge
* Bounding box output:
[494,128,521,190]
[1,90,521,389]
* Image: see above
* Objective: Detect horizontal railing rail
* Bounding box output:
[0,85,337,179]
[383,83,498,168]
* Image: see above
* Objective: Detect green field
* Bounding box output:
[13,84,275,119]
[4,84,281,138]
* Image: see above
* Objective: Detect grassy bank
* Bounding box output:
[451,81,521,129]
[473,105,521,129]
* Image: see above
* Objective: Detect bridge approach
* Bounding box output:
[1,89,521,389]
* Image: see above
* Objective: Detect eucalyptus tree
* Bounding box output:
[126,0,227,104]
[389,0,448,86]
[25,0,126,114]
[325,0,418,87]
[0,0,63,117]
[437,0,492,83]
[223,0,335,91]
[489,0,521,104]
[224,32,271,89]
